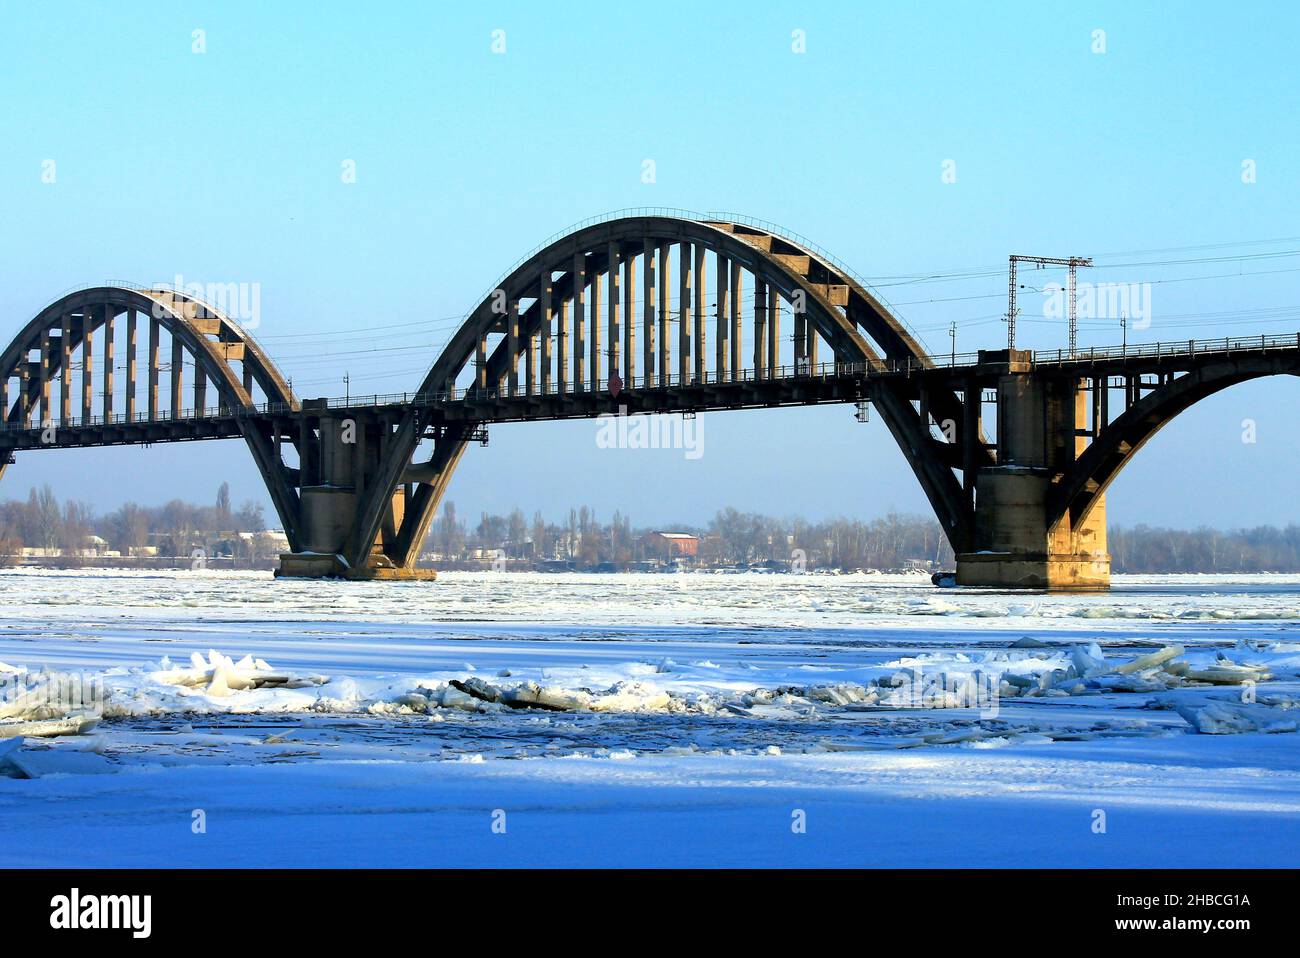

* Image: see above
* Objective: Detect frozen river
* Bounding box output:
[1,569,1298,867]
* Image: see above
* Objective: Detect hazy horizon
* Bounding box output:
[5,452,1299,537]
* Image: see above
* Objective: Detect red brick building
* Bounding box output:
[644,531,700,561]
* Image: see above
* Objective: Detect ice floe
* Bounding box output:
[1175,700,1299,735]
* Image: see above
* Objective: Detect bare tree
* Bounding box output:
[58,500,94,555]
[36,486,61,554]
[215,482,232,529]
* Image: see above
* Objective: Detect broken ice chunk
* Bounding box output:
[1115,645,1184,675]
[1070,643,1108,678]
[1176,701,1299,735]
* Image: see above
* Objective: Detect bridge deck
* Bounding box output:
[3,332,1298,450]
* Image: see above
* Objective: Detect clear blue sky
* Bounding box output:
[2,1,1298,528]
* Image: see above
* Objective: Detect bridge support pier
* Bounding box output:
[274,401,437,581]
[956,467,1108,589]
[956,352,1110,590]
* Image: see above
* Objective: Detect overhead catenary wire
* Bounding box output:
[16,231,1300,404]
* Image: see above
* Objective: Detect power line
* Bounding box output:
[864,234,1300,284]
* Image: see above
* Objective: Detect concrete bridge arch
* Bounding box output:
[0,285,306,549]
[324,213,982,578]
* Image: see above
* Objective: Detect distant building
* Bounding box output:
[644,531,699,563]
[19,535,107,559]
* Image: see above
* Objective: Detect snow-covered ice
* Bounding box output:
[1,569,1298,866]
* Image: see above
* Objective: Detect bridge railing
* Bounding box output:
[289,332,1300,413]
[1028,331,1300,366]
[0,402,273,434]
[312,359,887,410]
[903,332,1300,371]
[6,331,1299,434]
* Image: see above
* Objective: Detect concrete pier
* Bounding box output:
[275,401,438,580]
[956,350,1109,590]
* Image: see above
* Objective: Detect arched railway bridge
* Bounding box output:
[3,212,1298,589]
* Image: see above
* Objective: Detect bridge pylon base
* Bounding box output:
[955,461,1110,591]
[951,366,1111,591]
[274,552,437,581]
[955,551,1109,591]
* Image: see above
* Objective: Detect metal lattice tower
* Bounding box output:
[1007,254,1093,352]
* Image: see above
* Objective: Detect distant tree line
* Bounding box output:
[0,483,267,564]
[1110,524,1300,573]
[5,487,1299,573]
[430,505,1300,573]
[425,501,955,571]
